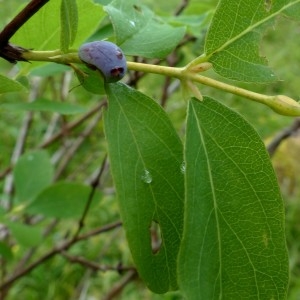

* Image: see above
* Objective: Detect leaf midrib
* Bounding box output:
[190,102,223,298]
[206,0,300,57]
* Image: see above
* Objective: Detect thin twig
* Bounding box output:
[0,221,122,292]
[160,52,179,107]
[61,251,135,273]
[72,155,108,240]
[174,0,189,16]
[54,111,103,180]
[12,219,59,276]
[40,101,106,148]
[2,78,41,210]
[42,72,72,143]
[267,118,300,157]
[102,270,138,300]
[71,227,121,299]
[0,102,105,180]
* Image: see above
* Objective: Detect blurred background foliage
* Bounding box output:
[0,0,300,299]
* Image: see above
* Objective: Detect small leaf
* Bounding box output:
[13,151,54,203]
[0,242,13,261]
[164,6,213,37]
[104,83,184,293]
[104,0,185,58]
[73,64,105,95]
[7,222,42,247]
[178,97,289,299]
[27,182,102,219]
[2,98,86,115]
[60,0,78,52]
[204,0,300,82]
[0,75,26,94]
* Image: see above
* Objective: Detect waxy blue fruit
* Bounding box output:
[78,41,127,83]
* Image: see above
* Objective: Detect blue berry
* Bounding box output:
[78,41,127,83]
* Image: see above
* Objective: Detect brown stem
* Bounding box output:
[0,0,50,62]
[0,221,122,293]
[160,52,179,107]
[53,111,103,180]
[174,0,190,16]
[267,118,300,157]
[0,102,106,180]
[39,101,106,148]
[102,270,138,300]
[0,0,49,46]
[61,251,135,273]
[72,155,108,240]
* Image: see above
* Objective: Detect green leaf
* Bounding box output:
[60,0,78,52]
[164,13,211,37]
[11,0,104,51]
[30,63,70,77]
[0,242,13,261]
[13,151,54,203]
[164,2,214,37]
[0,74,26,94]
[73,65,105,95]
[104,83,184,293]
[178,97,289,299]
[7,222,43,247]
[27,182,102,219]
[283,2,300,20]
[204,0,300,83]
[104,0,186,58]
[2,98,86,115]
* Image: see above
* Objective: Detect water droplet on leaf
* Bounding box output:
[141,169,152,184]
[129,20,136,27]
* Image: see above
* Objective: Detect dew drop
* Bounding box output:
[180,161,186,174]
[141,169,152,184]
[129,20,136,27]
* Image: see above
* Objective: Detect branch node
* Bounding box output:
[0,43,29,63]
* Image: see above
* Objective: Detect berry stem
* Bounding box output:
[21,50,300,116]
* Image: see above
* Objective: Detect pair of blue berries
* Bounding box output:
[78,41,127,83]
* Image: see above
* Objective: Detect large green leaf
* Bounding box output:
[13,150,54,203]
[104,83,184,293]
[104,0,186,58]
[0,74,25,94]
[11,0,104,51]
[205,0,300,83]
[178,97,289,299]
[27,182,102,219]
